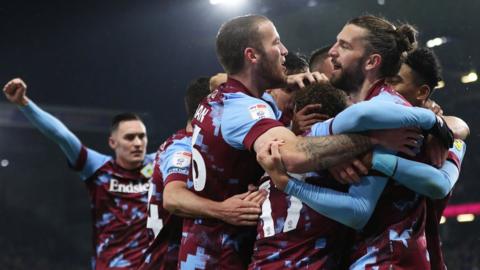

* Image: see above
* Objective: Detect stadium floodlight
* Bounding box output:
[209,0,246,6]
[439,216,446,224]
[434,80,445,89]
[461,71,478,84]
[0,159,8,167]
[426,37,447,48]
[457,214,475,223]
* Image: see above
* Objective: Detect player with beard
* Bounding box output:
[3,78,155,270]
[177,15,414,269]
[264,52,310,127]
[325,15,467,269]
[255,15,467,270]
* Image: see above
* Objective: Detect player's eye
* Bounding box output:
[125,134,136,141]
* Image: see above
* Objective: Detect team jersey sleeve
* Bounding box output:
[159,137,192,185]
[371,140,467,199]
[309,118,334,137]
[330,100,436,134]
[285,175,388,230]
[221,94,283,151]
[72,147,111,180]
[146,152,157,162]
[19,100,111,181]
[19,100,83,165]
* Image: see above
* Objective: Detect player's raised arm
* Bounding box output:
[3,78,82,165]
[3,78,110,180]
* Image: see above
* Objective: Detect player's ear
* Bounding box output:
[108,135,116,150]
[417,84,431,103]
[365,53,382,72]
[245,47,259,65]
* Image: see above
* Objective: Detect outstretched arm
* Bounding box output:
[370,140,467,199]
[330,100,437,134]
[285,175,386,230]
[3,78,110,179]
[256,140,386,230]
[3,78,81,164]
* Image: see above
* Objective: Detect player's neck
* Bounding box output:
[229,72,264,98]
[351,74,383,103]
[186,120,193,132]
[115,158,143,170]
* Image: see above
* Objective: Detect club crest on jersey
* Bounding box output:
[109,178,150,193]
[171,151,192,168]
[249,104,271,120]
[454,139,464,151]
[141,162,154,178]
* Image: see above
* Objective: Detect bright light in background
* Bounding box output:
[426,37,447,48]
[440,216,446,224]
[209,0,246,6]
[457,214,475,223]
[307,0,318,7]
[461,71,478,84]
[435,80,445,89]
[1,159,9,167]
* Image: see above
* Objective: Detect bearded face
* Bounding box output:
[257,47,288,89]
[330,55,366,94]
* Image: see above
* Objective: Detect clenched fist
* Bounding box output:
[3,78,29,106]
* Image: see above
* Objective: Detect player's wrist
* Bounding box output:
[271,173,289,191]
[17,97,30,107]
[209,201,226,221]
[20,97,29,106]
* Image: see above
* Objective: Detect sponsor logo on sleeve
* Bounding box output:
[171,151,192,168]
[249,104,272,120]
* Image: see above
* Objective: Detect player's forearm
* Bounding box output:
[281,133,373,173]
[331,100,436,134]
[371,151,459,199]
[163,183,223,219]
[19,100,81,164]
[284,176,387,230]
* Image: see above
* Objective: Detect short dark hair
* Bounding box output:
[111,113,143,133]
[285,52,309,75]
[405,47,442,97]
[295,82,348,117]
[216,15,269,74]
[348,15,418,78]
[185,77,211,120]
[309,44,332,71]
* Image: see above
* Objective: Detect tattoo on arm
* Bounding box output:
[296,134,373,171]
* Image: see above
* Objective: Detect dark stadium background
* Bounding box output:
[0,0,478,268]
